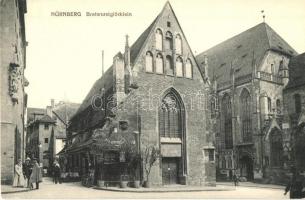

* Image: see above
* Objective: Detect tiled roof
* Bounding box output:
[37,115,56,123]
[285,53,305,89]
[130,16,158,65]
[196,23,298,85]
[75,66,114,115]
[53,102,80,124]
[27,107,45,122]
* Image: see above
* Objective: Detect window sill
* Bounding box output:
[160,137,182,143]
[145,71,154,74]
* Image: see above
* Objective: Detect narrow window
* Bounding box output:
[167,21,171,27]
[276,99,281,114]
[155,29,163,51]
[44,138,48,143]
[175,34,182,54]
[222,94,233,149]
[165,31,173,50]
[156,53,164,74]
[176,57,183,77]
[145,51,153,72]
[240,89,252,142]
[185,59,193,78]
[166,55,174,75]
[294,94,301,114]
[44,124,49,130]
[267,97,272,113]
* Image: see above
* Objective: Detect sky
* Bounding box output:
[25,0,305,108]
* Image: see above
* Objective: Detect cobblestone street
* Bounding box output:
[2,178,288,199]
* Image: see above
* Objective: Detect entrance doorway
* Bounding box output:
[162,158,179,185]
[240,155,254,180]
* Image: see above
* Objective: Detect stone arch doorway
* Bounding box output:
[239,155,254,181]
[159,88,186,185]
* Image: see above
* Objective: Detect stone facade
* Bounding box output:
[196,23,298,183]
[0,0,28,184]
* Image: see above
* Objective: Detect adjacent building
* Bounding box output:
[283,53,305,173]
[63,2,215,186]
[196,22,298,183]
[0,0,28,184]
[26,100,79,173]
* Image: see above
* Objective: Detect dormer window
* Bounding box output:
[155,29,163,51]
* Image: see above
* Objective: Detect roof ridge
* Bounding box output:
[262,22,272,50]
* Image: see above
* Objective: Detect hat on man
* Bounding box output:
[25,157,31,161]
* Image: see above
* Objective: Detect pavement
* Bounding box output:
[94,184,234,193]
[1,177,289,199]
[1,185,30,194]
[217,181,285,190]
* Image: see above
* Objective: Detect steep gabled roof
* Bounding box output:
[37,115,56,124]
[196,23,298,85]
[285,53,305,89]
[27,107,45,123]
[75,66,114,115]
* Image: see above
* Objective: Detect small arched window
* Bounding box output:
[276,99,281,114]
[175,34,182,54]
[176,57,183,77]
[185,59,193,78]
[166,55,174,75]
[294,94,301,114]
[156,53,164,74]
[145,51,153,72]
[165,31,173,50]
[155,29,163,51]
[267,97,272,113]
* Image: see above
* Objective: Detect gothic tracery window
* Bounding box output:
[159,92,183,138]
[222,94,233,149]
[240,89,252,142]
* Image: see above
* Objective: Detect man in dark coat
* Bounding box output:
[284,169,304,199]
[29,159,42,189]
[53,162,61,184]
[22,157,32,188]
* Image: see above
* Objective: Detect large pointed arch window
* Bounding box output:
[156,53,164,74]
[222,94,233,149]
[240,89,252,142]
[145,51,153,72]
[155,29,163,51]
[270,130,283,167]
[159,91,184,138]
[175,34,182,54]
[165,31,173,50]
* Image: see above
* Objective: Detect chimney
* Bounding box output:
[51,99,55,109]
[46,106,53,118]
[113,52,125,103]
[124,35,132,93]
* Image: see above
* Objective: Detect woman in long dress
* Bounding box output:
[12,159,25,187]
[29,159,42,189]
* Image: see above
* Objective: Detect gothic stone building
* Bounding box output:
[196,22,298,183]
[283,53,305,173]
[64,2,215,186]
[0,0,28,184]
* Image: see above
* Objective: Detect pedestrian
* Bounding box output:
[13,159,26,187]
[284,169,304,199]
[233,174,239,186]
[29,159,42,189]
[22,157,32,188]
[53,161,61,184]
